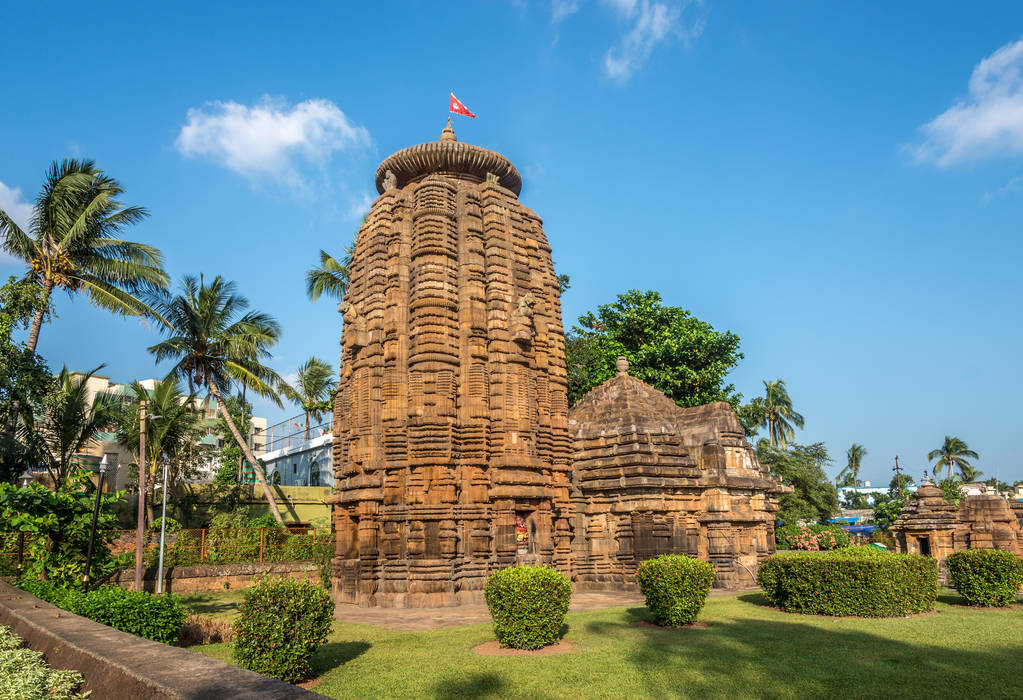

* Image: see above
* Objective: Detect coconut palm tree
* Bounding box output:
[279,357,336,439]
[115,378,201,525]
[757,379,804,449]
[305,248,352,303]
[928,436,980,480]
[956,464,984,483]
[836,443,867,487]
[0,159,168,353]
[33,366,117,489]
[147,275,286,523]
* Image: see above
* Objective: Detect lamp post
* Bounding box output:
[82,454,108,591]
[19,468,32,489]
[134,402,162,592]
[156,453,169,595]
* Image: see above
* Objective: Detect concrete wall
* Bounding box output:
[107,561,319,594]
[181,484,332,527]
[0,580,318,699]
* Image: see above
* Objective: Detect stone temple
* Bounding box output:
[330,124,786,607]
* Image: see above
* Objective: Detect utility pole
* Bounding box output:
[134,399,147,592]
[892,455,903,498]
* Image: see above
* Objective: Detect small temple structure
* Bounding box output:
[891,479,1023,576]
[330,124,786,607]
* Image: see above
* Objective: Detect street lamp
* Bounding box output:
[82,454,108,591]
[156,452,169,595]
[19,468,32,489]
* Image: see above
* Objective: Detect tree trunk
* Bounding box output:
[208,380,284,524]
[304,409,310,440]
[26,279,54,354]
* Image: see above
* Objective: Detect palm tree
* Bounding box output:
[0,159,169,353]
[957,464,984,483]
[305,247,353,303]
[928,436,980,481]
[836,443,867,488]
[757,379,805,448]
[34,366,117,489]
[147,275,286,523]
[279,357,336,439]
[115,378,201,525]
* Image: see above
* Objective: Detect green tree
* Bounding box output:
[957,464,984,483]
[756,441,838,524]
[983,476,1010,493]
[279,357,336,439]
[305,248,352,303]
[872,491,907,530]
[0,277,54,482]
[31,367,116,490]
[115,378,201,525]
[565,290,742,408]
[927,436,979,480]
[756,379,804,448]
[842,490,871,510]
[836,443,867,488]
[0,469,122,583]
[212,394,254,485]
[147,275,286,523]
[937,475,964,506]
[0,159,168,353]
[735,401,765,439]
[889,472,915,495]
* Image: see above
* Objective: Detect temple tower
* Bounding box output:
[331,123,574,607]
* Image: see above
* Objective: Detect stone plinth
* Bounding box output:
[331,124,573,607]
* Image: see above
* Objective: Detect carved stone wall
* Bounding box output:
[331,124,573,607]
[568,359,785,590]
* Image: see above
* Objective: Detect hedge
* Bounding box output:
[0,625,86,699]
[635,554,715,626]
[233,577,334,683]
[484,565,571,650]
[775,524,852,551]
[946,549,1023,607]
[17,580,186,644]
[756,546,937,617]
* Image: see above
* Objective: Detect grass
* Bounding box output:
[185,589,1023,699]
[178,589,247,620]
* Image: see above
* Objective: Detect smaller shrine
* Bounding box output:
[892,479,1023,576]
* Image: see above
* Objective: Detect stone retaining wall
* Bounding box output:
[0,580,317,699]
[107,561,319,593]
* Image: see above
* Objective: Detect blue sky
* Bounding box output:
[3,2,1023,486]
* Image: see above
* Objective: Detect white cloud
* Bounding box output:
[0,181,34,232]
[984,175,1023,201]
[345,192,373,221]
[175,96,370,188]
[552,0,581,23]
[913,36,1023,167]
[603,0,705,81]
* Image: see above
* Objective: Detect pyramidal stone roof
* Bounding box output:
[568,357,685,437]
[374,121,522,195]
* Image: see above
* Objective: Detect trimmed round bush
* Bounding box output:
[232,577,334,682]
[947,548,1023,607]
[635,554,715,626]
[484,565,571,650]
[756,547,937,617]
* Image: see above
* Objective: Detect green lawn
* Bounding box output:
[187,591,1023,699]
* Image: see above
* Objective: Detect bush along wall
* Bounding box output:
[946,549,1023,607]
[484,565,572,650]
[756,546,937,617]
[775,524,852,551]
[17,580,186,645]
[232,577,334,683]
[635,554,715,626]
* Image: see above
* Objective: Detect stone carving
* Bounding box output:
[332,128,789,607]
[892,481,1023,580]
[567,359,787,590]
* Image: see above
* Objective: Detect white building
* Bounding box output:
[259,433,334,488]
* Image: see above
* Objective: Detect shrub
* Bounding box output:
[756,547,937,617]
[946,549,1023,607]
[17,579,185,644]
[484,565,571,650]
[0,625,86,699]
[148,516,182,533]
[635,554,715,626]
[233,577,334,682]
[775,524,851,551]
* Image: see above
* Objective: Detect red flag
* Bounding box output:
[449,93,477,118]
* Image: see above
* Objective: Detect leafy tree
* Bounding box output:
[937,476,964,506]
[872,491,908,530]
[754,379,804,449]
[279,357,336,439]
[842,489,871,510]
[557,273,571,294]
[212,395,253,485]
[0,159,168,353]
[0,277,54,482]
[0,469,122,583]
[756,441,838,524]
[565,290,742,408]
[983,477,1010,493]
[147,275,286,523]
[927,436,979,481]
[889,472,915,496]
[31,367,117,490]
[115,378,202,525]
[836,443,867,488]
[735,401,765,438]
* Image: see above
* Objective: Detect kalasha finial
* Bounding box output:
[616,356,629,376]
[440,117,457,142]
